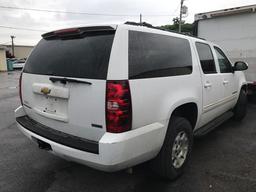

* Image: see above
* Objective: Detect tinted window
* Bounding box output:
[214,47,233,73]
[24,32,115,79]
[196,43,216,74]
[129,31,192,79]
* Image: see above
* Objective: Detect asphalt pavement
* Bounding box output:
[1,70,256,192]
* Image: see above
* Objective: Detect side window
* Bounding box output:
[214,47,233,73]
[196,42,216,74]
[128,31,192,79]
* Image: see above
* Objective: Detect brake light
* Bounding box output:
[19,72,23,105]
[106,80,132,133]
[54,28,80,35]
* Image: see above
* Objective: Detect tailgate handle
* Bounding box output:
[49,77,92,85]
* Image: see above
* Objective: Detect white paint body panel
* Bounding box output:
[22,73,107,141]
[15,106,165,171]
[15,24,246,171]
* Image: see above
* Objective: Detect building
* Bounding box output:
[194,4,256,83]
[0,45,34,72]
[6,45,34,59]
[0,46,7,71]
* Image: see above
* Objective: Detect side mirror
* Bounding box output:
[233,61,248,71]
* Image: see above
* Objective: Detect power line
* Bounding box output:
[0,5,176,17]
[0,25,46,32]
[0,41,11,45]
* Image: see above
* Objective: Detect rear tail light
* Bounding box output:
[106,80,132,133]
[19,72,23,105]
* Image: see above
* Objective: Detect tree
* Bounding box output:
[161,17,193,34]
[172,17,180,25]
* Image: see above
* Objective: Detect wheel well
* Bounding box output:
[241,84,247,93]
[172,103,198,130]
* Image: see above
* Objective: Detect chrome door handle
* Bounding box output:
[223,80,229,85]
[204,82,212,88]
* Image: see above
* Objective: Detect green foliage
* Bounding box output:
[160,17,193,35]
[172,17,180,25]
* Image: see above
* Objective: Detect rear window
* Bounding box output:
[129,31,192,79]
[24,31,115,79]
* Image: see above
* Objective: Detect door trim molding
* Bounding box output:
[203,94,237,113]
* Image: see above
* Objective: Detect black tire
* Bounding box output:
[233,89,247,121]
[150,116,193,180]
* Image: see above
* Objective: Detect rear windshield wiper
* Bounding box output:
[49,77,92,85]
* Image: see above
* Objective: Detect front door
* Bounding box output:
[213,46,237,111]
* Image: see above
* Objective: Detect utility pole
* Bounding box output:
[10,35,15,57]
[140,14,142,25]
[179,0,184,33]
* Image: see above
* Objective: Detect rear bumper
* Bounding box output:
[15,106,165,172]
[16,115,99,154]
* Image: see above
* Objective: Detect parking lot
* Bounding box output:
[1,70,256,192]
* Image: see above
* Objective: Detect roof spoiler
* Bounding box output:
[42,26,115,39]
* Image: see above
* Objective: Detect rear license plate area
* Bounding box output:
[33,94,68,121]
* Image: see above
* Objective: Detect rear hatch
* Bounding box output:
[21,26,116,142]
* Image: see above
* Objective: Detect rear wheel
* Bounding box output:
[151,116,193,180]
[233,89,247,121]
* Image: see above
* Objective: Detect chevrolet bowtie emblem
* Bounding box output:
[41,87,51,95]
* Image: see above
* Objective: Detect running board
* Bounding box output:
[194,111,234,137]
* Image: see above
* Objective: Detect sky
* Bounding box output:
[0,0,256,46]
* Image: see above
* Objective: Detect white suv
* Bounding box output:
[15,23,248,180]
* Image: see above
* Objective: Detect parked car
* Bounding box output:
[13,59,26,69]
[15,23,248,180]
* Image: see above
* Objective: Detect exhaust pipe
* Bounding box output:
[37,139,52,151]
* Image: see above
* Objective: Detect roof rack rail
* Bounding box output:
[124,21,162,30]
[124,21,205,40]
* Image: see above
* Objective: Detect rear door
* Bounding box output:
[21,27,115,142]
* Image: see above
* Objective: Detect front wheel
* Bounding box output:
[151,116,193,180]
[233,89,247,121]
